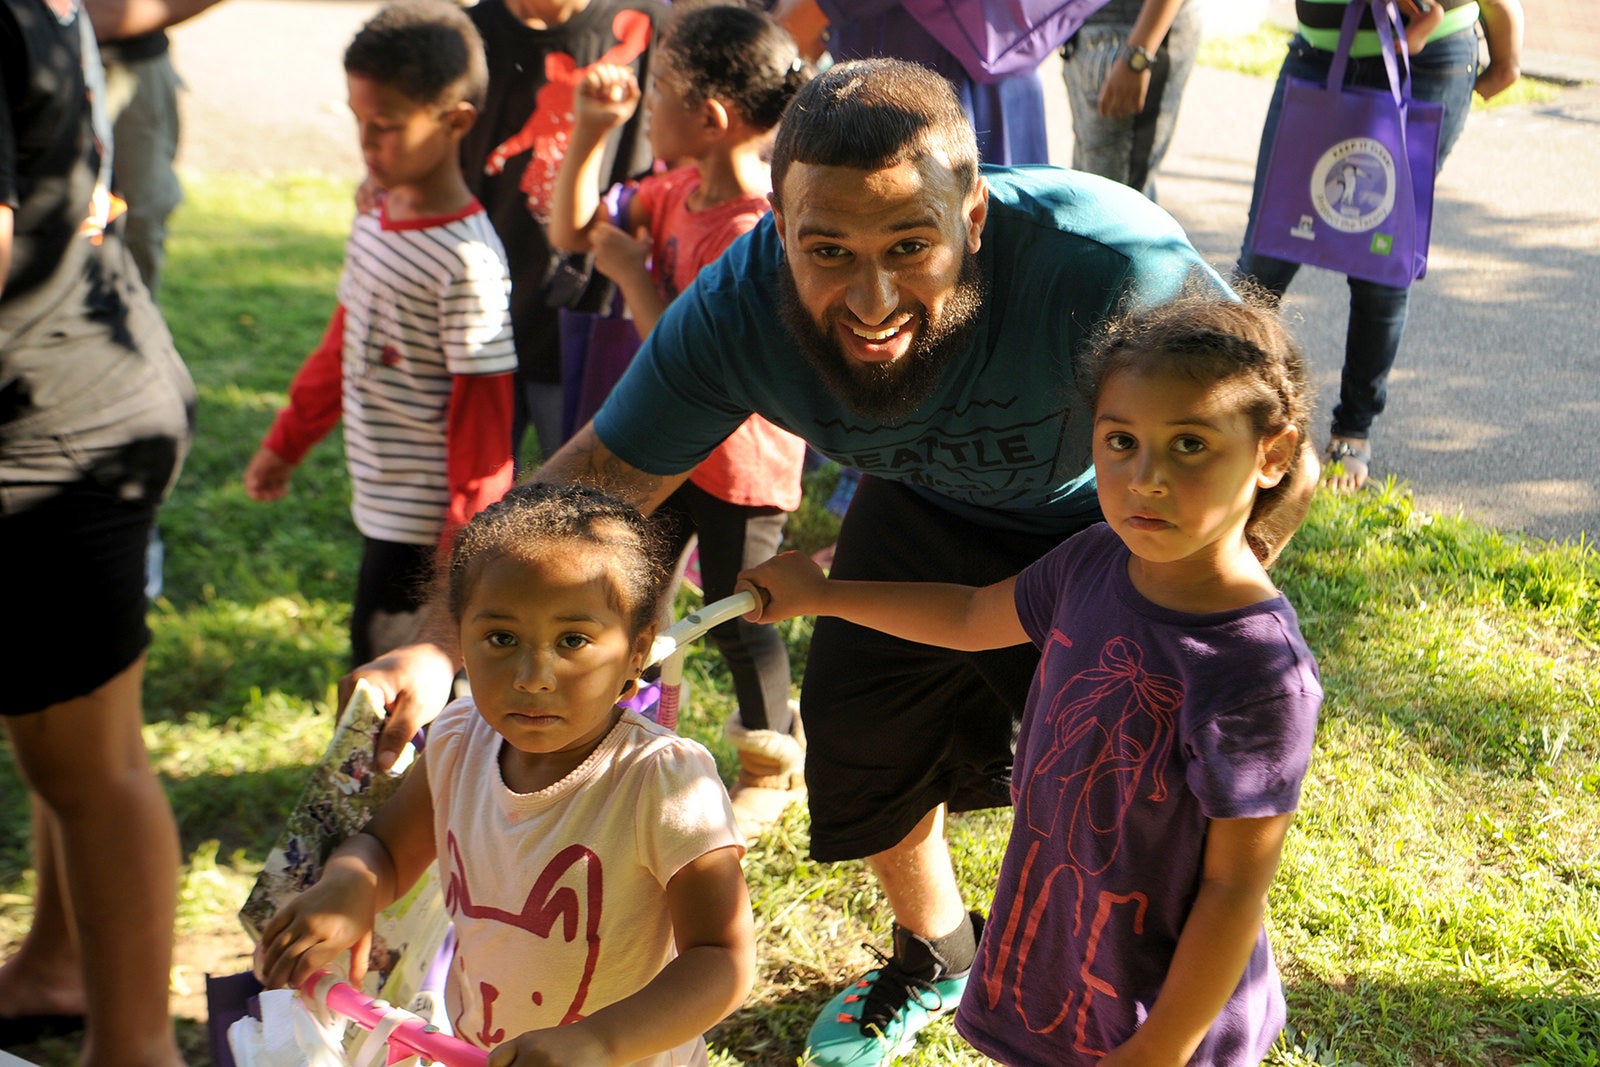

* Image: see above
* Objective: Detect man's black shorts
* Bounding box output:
[801,476,1098,862]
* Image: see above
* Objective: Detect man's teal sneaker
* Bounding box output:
[804,916,982,1067]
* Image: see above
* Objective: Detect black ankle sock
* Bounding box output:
[893,910,980,979]
[928,911,979,976]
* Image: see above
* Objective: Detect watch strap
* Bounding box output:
[1122,44,1153,72]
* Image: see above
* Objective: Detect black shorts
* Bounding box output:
[2,229,193,715]
[351,537,438,668]
[3,477,168,716]
[802,476,1097,862]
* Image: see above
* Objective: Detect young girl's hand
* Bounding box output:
[486,1024,610,1067]
[736,550,828,623]
[589,220,651,285]
[254,869,378,991]
[574,64,641,132]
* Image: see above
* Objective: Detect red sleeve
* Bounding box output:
[628,172,665,227]
[441,370,515,550]
[261,305,346,464]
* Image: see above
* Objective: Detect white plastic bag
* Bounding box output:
[227,989,348,1067]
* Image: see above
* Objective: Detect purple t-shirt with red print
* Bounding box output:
[956,522,1322,1066]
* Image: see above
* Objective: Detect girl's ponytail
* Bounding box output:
[659,5,815,133]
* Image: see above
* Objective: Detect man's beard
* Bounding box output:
[776,251,987,424]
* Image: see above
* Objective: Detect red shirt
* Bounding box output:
[634,167,805,511]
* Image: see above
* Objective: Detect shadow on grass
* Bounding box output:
[0,1015,222,1067]
[0,760,313,890]
[165,762,324,861]
[144,607,349,726]
[712,976,834,1067]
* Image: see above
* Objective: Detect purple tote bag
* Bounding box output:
[559,293,641,441]
[558,184,644,442]
[1249,0,1444,287]
[898,0,1113,84]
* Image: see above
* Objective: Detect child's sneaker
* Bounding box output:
[805,916,981,1067]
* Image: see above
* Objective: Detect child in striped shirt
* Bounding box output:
[244,0,518,666]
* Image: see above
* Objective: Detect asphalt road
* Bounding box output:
[169,0,1600,546]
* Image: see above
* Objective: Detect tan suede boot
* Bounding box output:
[724,703,805,840]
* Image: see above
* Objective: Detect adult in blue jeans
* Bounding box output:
[1236,0,1523,491]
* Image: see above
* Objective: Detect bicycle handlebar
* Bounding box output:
[645,591,758,731]
[299,969,488,1067]
[646,590,758,669]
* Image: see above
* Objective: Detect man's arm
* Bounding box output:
[85,0,226,41]
[537,419,692,514]
[1254,441,1319,568]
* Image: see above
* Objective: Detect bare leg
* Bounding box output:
[0,801,85,1016]
[864,804,968,941]
[2,655,185,1067]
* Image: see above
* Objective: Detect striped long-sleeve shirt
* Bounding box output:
[263,200,517,547]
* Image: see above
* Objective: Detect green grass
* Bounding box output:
[1198,22,1569,110]
[1199,22,1299,79]
[2,171,1596,1067]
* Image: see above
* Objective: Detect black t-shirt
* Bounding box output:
[462,0,667,382]
[1,0,101,330]
[1,0,192,458]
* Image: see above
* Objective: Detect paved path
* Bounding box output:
[169,0,1600,546]
[1125,77,1600,548]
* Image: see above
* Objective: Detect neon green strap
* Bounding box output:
[1300,1,1479,57]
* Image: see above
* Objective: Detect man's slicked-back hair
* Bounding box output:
[770,58,979,209]
[344,0,489,110]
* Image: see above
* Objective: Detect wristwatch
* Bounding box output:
[1121,44,1154,73]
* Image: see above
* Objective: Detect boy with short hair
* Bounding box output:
[244,0,517,667]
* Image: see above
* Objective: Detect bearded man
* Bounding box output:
[350,57,1304,1067]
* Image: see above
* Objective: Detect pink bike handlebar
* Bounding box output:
[299,970,488,1067]
[646,591,758,730]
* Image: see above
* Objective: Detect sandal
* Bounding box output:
[1321,437,1372,493]
[0,1012,87,1047]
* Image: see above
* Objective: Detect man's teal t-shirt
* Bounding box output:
[593,165,1229,536]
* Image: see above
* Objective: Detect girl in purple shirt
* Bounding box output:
[739,294,1324,1065]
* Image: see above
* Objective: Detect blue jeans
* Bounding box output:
[1236,27,1478,440]
[1061,0,1203,200]
[104,50,184,299]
